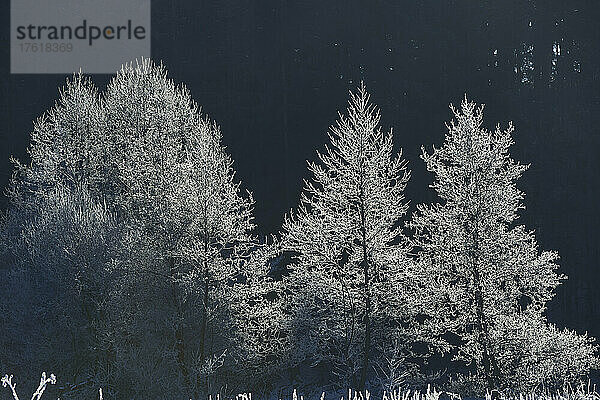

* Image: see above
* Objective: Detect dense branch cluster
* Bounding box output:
[409,100,597,392]
[0,60,597,399]
[282,84,416,390]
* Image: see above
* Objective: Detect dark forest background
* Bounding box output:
[1,1,599,339]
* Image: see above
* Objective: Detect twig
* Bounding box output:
[1,372,56,400]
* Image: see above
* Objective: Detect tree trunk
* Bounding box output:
[358,183,371,393]
[467,169,502,390]
[169,256,189,385]
[196,236,210,396]
[470,244,502,389]
[198,265,209,365]
[360,279,371,393]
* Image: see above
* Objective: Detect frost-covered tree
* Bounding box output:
[0,74,118,399]
[9,73,107,199]
[491,311,598,391]
[1,60,278,399]
[0,183,118,400]
[409,98,599,392]
[226,239,294,394]
[100,59,259,398]
[282,83,414,390]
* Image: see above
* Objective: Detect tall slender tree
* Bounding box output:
[282,83,414,391]
[410,98,598,392]
[101,59,258,398]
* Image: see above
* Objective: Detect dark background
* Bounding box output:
[1,1,599,337]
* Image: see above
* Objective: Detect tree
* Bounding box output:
[100,59,258,398]
[409,97,599,392]
[0,183,119,400]
[8,73,107,200]
[281,83,414,391]
[1,59,274,399]
[491,311,598,391]
[0,74,118,399]
[226,239,294,395]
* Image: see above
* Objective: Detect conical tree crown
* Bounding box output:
[412,98,563,318]
[285,83,410,273]
[422,98,527,224]
[410,98,573,391]
[102,59,255,255]
[9,73,104,201]
[282,83,412,386]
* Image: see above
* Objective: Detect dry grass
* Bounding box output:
[1,373,598,400]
